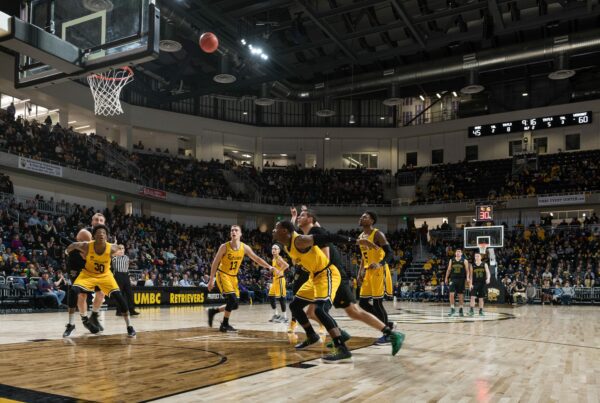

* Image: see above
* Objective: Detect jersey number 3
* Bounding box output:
[94,263,105,273]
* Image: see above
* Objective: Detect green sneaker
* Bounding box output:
[389,331,405,356]
[322,347,352,364]
[447,307,456,317]
[325,329,351,348]
[459,308,464,317]
[468,308,475,317]
[479,309,484,316]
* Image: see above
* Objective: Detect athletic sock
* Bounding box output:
[68,313,76,325]
[381,326,392,336]
[124,315,131,326]
[450,305,455,309]
[92,307,100,314]
[282,312,288,319]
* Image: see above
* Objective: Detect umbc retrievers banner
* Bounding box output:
[132,287,225,306]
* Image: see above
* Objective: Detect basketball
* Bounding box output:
[199,32,219,53]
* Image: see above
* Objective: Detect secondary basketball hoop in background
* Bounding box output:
[87,66,134,116]
[464,225,504,279]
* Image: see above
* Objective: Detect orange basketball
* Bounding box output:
[199,32,219,53]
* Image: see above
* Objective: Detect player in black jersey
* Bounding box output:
[444,248,470,317]
[468,252,490,316]
[291,207,404,356]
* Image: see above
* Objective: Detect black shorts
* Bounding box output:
[333,279,356,309]
[449,278,466,294]
[472,282,487,299]
[292,268,310,295]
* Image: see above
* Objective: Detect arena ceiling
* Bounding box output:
[135,0,600,105]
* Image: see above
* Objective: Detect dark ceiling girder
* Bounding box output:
[389,0,427,49]
[226,0,292,18]
[276,0,516,55]
[293,4,600,75]
[487,0,506,29]
[295,0,359,63]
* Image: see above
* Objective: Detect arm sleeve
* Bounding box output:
[312,232,356,246]
[378,243,394,266]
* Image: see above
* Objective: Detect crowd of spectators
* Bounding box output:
[410,150,600,204]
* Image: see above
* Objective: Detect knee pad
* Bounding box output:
[111,291,129,313]
[225,295,238,311]
[67,287,80,309]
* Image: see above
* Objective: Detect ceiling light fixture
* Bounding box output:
[324,137,331,141]
[280,153,288,157]
[419,95,425,101]
[436,93,442,99]
[349,114,355,124]
[522,92,528,97]
[75,125,90,130]
[452,91,458,97]
[232,150,239,153]
[299,92,309,98]
[68,120,77,124]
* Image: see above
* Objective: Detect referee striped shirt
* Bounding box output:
[112,255,130,274]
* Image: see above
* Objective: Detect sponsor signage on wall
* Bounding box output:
[537,194,586,206]
[18,156,63,177]
[138,187,167,200]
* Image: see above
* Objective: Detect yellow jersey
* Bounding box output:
[84,241,113,278]
[360,229,385,268]
[284,232,330,274]
[218,241,246,276]
[272,257,285,279]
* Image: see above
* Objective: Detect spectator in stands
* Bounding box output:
[37,271,66,307]
[561,281,574,305]
[512,281,526,304]
[6,102,15,121]
[144,273,156,287]
[179,273,193,287]
[526,282,536,304]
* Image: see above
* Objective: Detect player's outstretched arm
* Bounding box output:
[208,244,226,291]
[243,244,274,270]
[66,242,88,255]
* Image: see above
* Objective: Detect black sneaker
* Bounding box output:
[208,308,217,328]
[219,324,237,332]
[129,311,140,316]
[127,326,136,338]
[82,317,100,334]
[63,324,75,338]
[90,312,104,332]
[294,333,321,350]
[322,347,353,364]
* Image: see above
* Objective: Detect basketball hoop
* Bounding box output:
[478,242,489,255]
[87,66,134,116]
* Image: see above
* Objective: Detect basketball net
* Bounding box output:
[478,242,488,255]
[87,67,134,116]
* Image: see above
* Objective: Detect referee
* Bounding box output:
[112,245,140,316]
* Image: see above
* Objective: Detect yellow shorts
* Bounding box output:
[296,265,340,302]
[384,264,393,297]
[268,277,287,298]
[73,271,120,296]
[216,271,239,297]
[360,265,385,299]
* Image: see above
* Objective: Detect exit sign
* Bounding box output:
[476,205,493,221]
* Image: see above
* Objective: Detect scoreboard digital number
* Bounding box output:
[468,111,592,138]
[476,205,493,222]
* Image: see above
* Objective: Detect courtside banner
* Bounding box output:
[18,156,62,177]
[138,186,167,200]
[132,287,225,306]
[537,194,585,206]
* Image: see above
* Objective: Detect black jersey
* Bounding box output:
[450,258,467,279]
[472,262,487,284]
[309,226,348,280]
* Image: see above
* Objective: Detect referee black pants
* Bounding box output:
[115,274,136,314]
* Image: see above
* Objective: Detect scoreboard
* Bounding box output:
[476,205,493,222]
[468,111,592,138]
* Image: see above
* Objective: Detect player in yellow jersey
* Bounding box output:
[273,220,377,363]
[63,212,110,337]
[66,225,136,337]
[358,211,396,345]
[268,244,289,323]
[207,225,275,332]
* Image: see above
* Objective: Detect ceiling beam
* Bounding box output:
[277,0,516,55]
[487,0,506,30]
[295,0,359,63]
[389,0,427,49]
[226,0,292,18]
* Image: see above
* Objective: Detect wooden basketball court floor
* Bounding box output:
[0,302,598,403]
